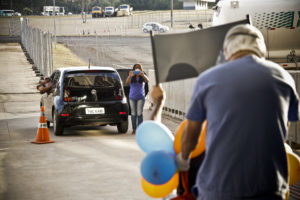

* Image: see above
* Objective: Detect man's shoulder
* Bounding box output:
[258,58,296,87]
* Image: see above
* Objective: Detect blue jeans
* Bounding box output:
[129,98,145,130]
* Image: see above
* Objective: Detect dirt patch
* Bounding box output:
[3,43,20,46]
[0,47,22,52]
[0,43,22,53]
[53,43,87,70]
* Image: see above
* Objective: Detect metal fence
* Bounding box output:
[287,71,300,145]
[142,69,195,121]
[26,10,213,36]
[21,18,53,77]
[127,10,213,29]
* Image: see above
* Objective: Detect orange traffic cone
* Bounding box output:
[32,106,55,144]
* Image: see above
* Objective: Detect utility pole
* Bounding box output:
[53,0,56,48]
[85,0,87,23]
[82,0,87,23]
[171,0,174,28]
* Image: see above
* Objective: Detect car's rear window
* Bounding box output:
[65,71,120,87]
[64,70,123,102]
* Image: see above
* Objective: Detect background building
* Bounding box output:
[179,0,216,10]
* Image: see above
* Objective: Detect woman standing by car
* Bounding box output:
[126,64,149,134]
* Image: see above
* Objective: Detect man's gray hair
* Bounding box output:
[223,24,267,60]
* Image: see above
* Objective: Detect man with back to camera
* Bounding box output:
[151,24,300,199]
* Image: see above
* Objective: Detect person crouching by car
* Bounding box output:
[126,64,149,134]
[37,76,52,94]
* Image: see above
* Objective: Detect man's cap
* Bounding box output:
[223,24,267,59]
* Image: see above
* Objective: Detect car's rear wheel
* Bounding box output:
[47,120,51,128]
[117,120,128,133]
[159,28,164,33]
[53,110,64,136]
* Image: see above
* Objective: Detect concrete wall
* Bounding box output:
[183,1,208,10]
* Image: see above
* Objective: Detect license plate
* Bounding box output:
[85,107,105,114]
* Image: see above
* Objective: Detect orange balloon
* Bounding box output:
[174,120,207,158]
[174,120,188,155]
[141,172,179,198]
[285,143,300,186]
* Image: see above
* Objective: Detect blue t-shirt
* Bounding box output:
[186,55,299,200]
[129,77,145,100]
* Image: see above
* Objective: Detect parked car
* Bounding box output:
[14,12,21,16]
[91,6,103,18]
[116,4,132,17]
[0,10,14,16]
[142,22,169,33]
[67,12,72,16]
[103,6,115,17]
[41,66,129,135]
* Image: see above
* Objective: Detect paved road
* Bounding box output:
[0,42,181,200]
[2,42,299,200]
[57,36,153,69]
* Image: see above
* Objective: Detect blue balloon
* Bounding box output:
[136,121,175,154]
[141,150,177,185]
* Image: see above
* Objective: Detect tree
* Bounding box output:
[23,7,33,15]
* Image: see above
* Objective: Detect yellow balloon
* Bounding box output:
[174,120,207,158]
[141,172,179,198]
[285,143,300,185]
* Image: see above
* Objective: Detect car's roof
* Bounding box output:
[56,66,117,73]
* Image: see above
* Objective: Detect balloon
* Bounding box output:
[141,172,179,198]
[174,120,207,158]
[141,150,177,185]
[136,121,175,154]
[285,143,300,185]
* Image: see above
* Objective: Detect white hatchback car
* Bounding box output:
[142,22,169,33]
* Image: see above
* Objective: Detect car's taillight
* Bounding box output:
[115,86,123,100]
[119,112,126,115]
[64,97,72,102]
[61,113,70,117]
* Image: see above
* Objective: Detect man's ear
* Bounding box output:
[223,48,228,61]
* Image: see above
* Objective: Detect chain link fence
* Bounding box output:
[26,10,213,36]
[21,18,53,77]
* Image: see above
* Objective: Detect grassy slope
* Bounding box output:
[53,42,87,70]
